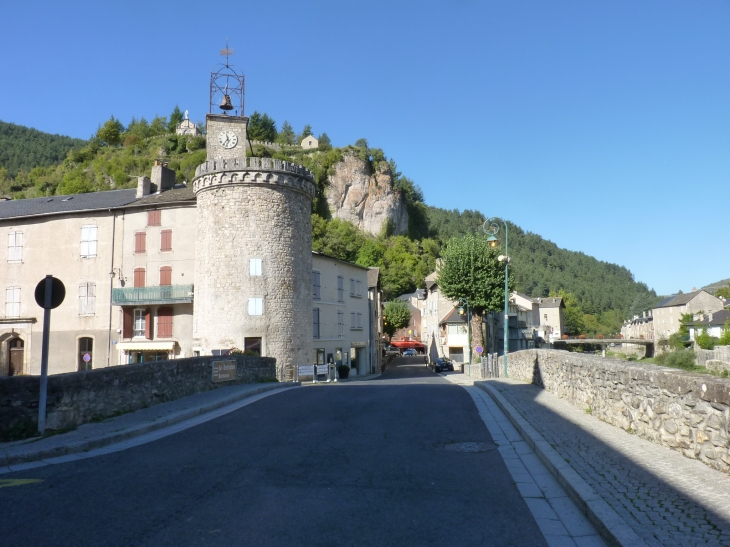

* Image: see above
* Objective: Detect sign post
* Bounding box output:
[34,275,65,435]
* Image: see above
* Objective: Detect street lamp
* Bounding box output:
[458,298,471,366]
[483,218,509,378]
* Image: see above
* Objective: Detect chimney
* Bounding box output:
[136,176,151,198]
[151,160,176,192]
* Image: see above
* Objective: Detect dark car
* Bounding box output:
[432,357,454,373]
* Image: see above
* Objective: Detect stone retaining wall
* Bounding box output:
[499,349,730,472]
[0,355,276,438]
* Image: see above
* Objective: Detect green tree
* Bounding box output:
[383,300,411,338]
[715,284,730,299]
[301,124,313,140]
[695,328,716,350]
[318,132,332,151]
[167,106,184,133]
[438,233,513,362]
[248,111,277,142]
[551,290,585,335]
[96,116,125,147]
[150,116,168,136]
[718,320,730,346]
[276,121,296,145]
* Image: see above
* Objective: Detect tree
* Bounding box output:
[715,284,730,299]
[552,290,585,335]
[695,328,716,350]
[438,233,513,362]
[317,132,332,151]
[276,121,295,145]
[167,106,184,133]
[96,116,124,147]
[718,320,730,346]
[383,300,411,338]
[248,111,277,142]
[301,124,313,140]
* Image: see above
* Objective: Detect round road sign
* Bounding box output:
[83,353,91,363]
[476,345,484,354]
[34,276,65,309]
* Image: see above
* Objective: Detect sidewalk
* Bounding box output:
[0,382,298,472]
[442,372,730,547]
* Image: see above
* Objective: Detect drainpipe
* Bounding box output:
[106,210,117,367]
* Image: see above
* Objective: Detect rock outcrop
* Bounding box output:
[326,153,408,236]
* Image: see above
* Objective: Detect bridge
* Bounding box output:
[553,338,655,357]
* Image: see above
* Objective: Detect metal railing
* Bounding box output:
[112,284,194,305]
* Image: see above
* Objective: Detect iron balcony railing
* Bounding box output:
[112,284,194,305]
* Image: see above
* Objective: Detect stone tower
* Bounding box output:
[192,113,316,379]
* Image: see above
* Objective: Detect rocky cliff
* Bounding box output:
[325,153,409,236]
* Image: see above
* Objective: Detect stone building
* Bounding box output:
[301,135,318,149]
[175,111,201,136]
[652,290,724,341]
[0,119,381,379]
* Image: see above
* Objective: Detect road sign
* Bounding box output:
[83,353,91,363]
[476,345,484,354]
[34,276,65,309]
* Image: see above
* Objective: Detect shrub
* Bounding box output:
[695,329,716,350]
[664,349,696,369]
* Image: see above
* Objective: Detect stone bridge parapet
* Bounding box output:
[499,349,730,472]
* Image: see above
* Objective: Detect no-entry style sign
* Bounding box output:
[34,276,65,309]
[476,345,484,354]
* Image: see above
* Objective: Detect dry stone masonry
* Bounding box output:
[502,349,730,473]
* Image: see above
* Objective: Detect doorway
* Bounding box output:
[8,338,24,376]
[78,337,93,371]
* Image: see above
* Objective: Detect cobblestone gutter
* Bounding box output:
[501,349,730,473]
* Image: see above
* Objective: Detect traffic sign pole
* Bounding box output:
[37,276,53,435]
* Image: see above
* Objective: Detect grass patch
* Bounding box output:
[0,419,38,443]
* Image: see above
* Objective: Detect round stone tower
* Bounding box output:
[192,114,315,379]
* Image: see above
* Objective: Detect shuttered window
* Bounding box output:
[134,268,145,288]
[159,266,172,286]
[313,308,320,339]
[337,276,344,302]
[8,231,22,262]
[160,230,172,252]
[135,232,146,253]
[5,287,20,317]
[79,283,96,316]
[337,310,345,337]
[248,298,263,316]
[80,225,97,258]
[147,210,161,226]
[157,307,173,338]
[312,271,321,300]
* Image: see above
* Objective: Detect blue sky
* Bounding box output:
[1,0,728,296]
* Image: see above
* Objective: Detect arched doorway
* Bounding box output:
[78,337,93,371]
[8,338,24,376]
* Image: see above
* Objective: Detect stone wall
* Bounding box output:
[696,346,730,373]
[0,355,276,438]
[499,349,730,473]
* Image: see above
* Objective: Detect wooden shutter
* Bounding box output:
[148,210,161,226]
[123,308,133,338]
[157,307,173,338]
[144,309,152,339]
[135,232,146,253]
[134,268,145,288]
[161,230,172,252]
[159,266,172,286]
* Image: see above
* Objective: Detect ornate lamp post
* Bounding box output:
[483,218,510,378]
[458,298,471,366]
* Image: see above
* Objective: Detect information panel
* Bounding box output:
[212,360,237,383]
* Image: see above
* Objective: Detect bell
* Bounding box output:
[219,94,234,111]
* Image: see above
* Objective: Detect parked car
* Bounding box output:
[383,345,401,357]
[431,357,454,373]
[403,349,417,356]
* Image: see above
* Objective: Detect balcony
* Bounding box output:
[112,285,194,306]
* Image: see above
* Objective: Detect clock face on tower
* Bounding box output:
[217,130,238,149]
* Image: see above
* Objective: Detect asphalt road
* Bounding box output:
[1,357,549,547]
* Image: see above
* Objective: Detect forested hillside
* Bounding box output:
[0,112,660,332]
[0,120,86,180]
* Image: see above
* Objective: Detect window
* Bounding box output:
[337,309,345,338]
[133,309,147,337]
[157,307,173,338]
[79,283,96,316]
[313,308,320,339]
[312,271,321,300]
[337,276,344,302]
[250,258,262,276]
[448,324,467,335]
[349,278,362,297]
[8,231,22,262]
[134,232,146,253]
[350,312,363,330]
[78,337,93,372]
[147,210,161,226]
[80,225,98,258]
[160,230,172,252]
[134,268,146,288]
[159,266,172,286]
[5,287,20,317]
[244,337,262,355]
[248,298,263,316]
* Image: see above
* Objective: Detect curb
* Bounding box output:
[1,382,299,468]
[475,380,648,547]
